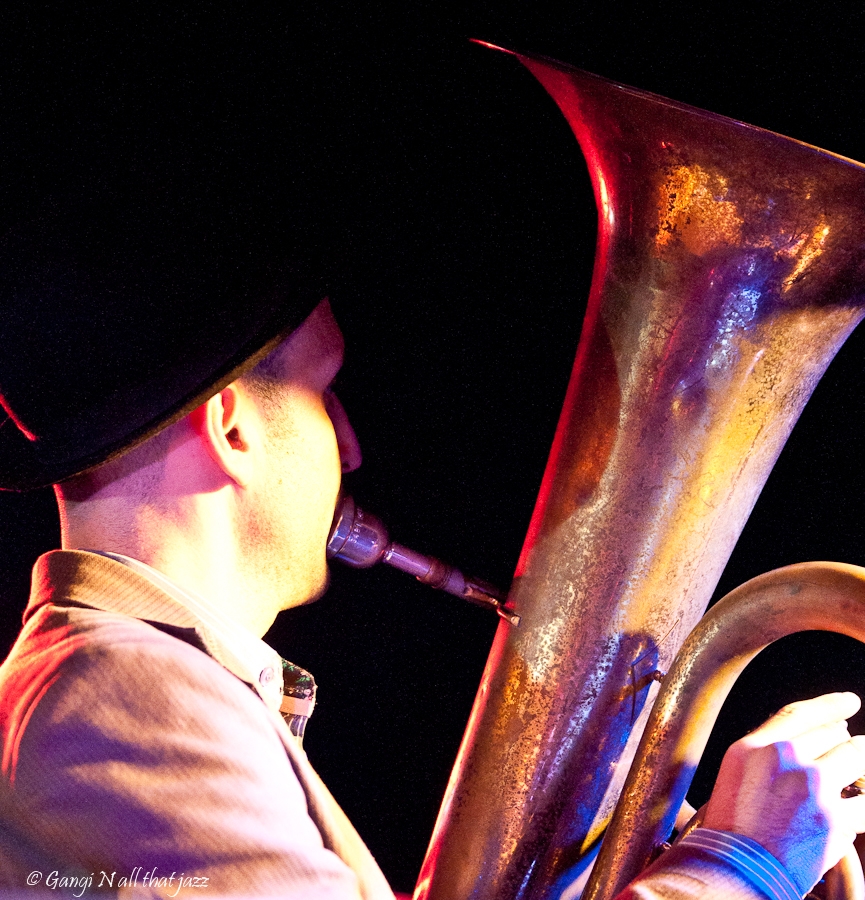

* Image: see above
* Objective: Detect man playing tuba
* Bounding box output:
[0,10,863,900]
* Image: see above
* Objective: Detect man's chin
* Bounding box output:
[307,565,331,603]
[281,565,331,611]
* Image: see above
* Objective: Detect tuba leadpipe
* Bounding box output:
[416,47,865,900]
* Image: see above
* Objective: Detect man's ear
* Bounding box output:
[188,384,256,487]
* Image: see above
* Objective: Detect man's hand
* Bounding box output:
[703,692,865,893]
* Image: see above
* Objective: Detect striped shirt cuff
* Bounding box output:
[678,829,802,900]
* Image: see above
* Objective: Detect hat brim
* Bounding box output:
[0,298,315,492]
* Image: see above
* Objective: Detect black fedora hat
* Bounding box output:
[0,9,332,491]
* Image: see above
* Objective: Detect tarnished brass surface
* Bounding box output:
[415,50,865,900]
[587,562,865,900]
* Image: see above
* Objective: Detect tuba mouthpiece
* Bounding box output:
[327,495,519,626]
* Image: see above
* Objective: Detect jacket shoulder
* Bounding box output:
[0,604,367,897]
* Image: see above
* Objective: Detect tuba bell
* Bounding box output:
[415,46,865,900]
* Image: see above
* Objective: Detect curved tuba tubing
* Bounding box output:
[415,47,865,900]
[585,561,865,900]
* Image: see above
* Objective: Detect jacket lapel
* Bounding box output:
[266,707,395,900]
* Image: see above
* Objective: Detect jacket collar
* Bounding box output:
[27,549,288,713]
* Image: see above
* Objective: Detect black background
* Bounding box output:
[4,3,865,893]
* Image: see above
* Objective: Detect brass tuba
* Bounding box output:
[415,46,865,900]
[585,560,865,900]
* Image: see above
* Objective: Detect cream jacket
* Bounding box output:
[0,550,393,899]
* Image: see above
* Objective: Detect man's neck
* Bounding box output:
[56,490,278,638]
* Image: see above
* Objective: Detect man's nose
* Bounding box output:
[325,391,362,473]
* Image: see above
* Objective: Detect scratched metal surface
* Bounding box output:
[416,51,865,900]
[589,562,865,900]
